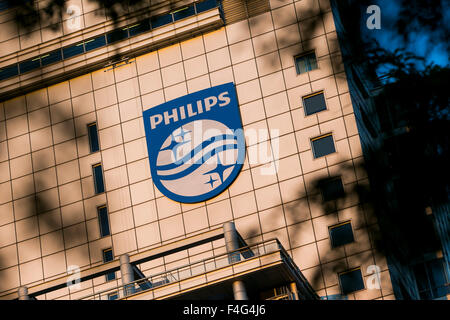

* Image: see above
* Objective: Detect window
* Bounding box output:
[150,13,173,28]
[102,248,116,281]
[128,22,151,37]
[97,205,111,237]
[0,64,19,81]
[87,123,100,153]
[19,58,41,73]
[320,177,345,202]
[92,163,105,194]
[311,133,336,158]
[303,91,327,116]
[295,52,318,75]
[106,28,129,44]
[329,221,354,248]
[172,5,195,21]
[413,258,449,300]
[84,35,106,52]
[63,43,84,59]
[108,292,119,300]
[339,268,365,295]
[41,50,62,66]
[196,0,218,13]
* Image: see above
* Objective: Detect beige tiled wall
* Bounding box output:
[0,0,393,300]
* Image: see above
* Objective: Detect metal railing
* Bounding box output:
[79,238,283,300]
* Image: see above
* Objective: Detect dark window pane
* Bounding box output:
[106,28,128,44]
[172,5,195,21]
[41,50,62,66]
[84,35,106,51]
[98,206,110,237]
[87,123,100,153]
[108,292,118,300]
[93,164,105,194]
[427,259,449,298]
[63,43,84,59]
[196,0,218,13]
[304,92,327,115]
[320,177,345,202]
[151,13,173,29]
[295,52,318,75]
[329,222,354,248]
[0,64,19,80]
[128,21,151,37]
[102,248,116,281]
[19,58,41,73]
[0,1,10,11]
[339,268,365,294]
[311,134,335,158]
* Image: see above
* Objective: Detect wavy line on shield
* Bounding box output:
[156,134,237,171]
[157,143,238,181]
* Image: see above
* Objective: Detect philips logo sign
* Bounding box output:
[143,83,245,203]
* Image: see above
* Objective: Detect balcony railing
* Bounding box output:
[79,239,298,300]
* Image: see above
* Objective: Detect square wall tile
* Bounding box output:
[136,221,161,249]
[159,214,184,242]
[183,207,209,234]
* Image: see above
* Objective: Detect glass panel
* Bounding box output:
[427,259,448,299]
[303,92,327,115]
[0,64,19,80]
[106,28,129,44]
[339,269,365,294]
[41,50,62,66]
[329,222,354,248]
[98,206,110,237]
[93,164,105,194]
[63,43,85,59]
[150,13,173,29]
[87,123,100,152]
[311,134,336,158]
[196,0,218,13]
[128,21,151,37]
[84,35,106,51]
[19,58,41,73]
[307,53,318,70]
[295,52,317,74]
[173,5,195,21]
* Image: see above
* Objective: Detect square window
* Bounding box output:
[128,21,151,37]
[108,292,119,300]
[150,13,173,29]
[97,205,110,237]
[303,91,327,116]
[19,58,41,73]
[320,177,345,202]
[92,163,105,194]
[339,268,365,295]
[41,50,62,66]
[84,35,106,52]
[172,5,195,21]
[311,133,336,158]
[106,28,129,44]
[294,52,318,75]
[329,221,354,248]
[63,43,84,59]
[87,123,100,153]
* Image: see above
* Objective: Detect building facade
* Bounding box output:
[0,0,395,300]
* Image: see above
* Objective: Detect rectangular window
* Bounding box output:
[41,50,62,66]
[97,205,110,237]
[0,64,19,81]
[128,21,151,37]
[63,43,85,59]
[172,5,195,21]
[108,292,118,300]
[303,91,327,116]
[320,177,345,202]
[19,58,41,73]
[413,258,449,299]
[150,13,173,29]
[295,52,318,75]
[311,133,336,158]
[196,0,218,13]
[87,122,100,153]
[102,248,116,281]
[92,163,105,194]
[84,35,106,52]
[106,28,129,44]
[339,268,365,295]
[329,221,354,248]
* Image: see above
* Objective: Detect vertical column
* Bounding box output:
[290,282,299,300]
[18,286,30,300]
[120,254,135,296]
[223,222,249,300]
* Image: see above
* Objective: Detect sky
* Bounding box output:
[363,0,449,69]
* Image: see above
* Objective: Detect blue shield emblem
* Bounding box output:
[143,83,245,203]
